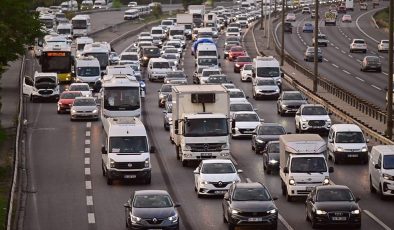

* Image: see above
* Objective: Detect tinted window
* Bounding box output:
[73,98,95,106]
[70,85,90,91]
[235,113,259,121]
[133,195,173,208]
[301,106,327,115]
[316,189,354,202]
[383,155,394,169]
[291,157,327,173]
[230,103,253,112]
[283,92,304,100]
[335,132,364,143]
[109,136,148,153]
[257,126,285,135]
[60,92,82,99]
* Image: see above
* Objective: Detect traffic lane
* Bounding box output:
[355,4,390,43]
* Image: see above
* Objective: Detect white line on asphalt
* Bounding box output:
[356,9,380,43]
[371,51,377,54]
[85,148,90,154]
[86,131,91,137]
[342,70,351,75]
[363,210,391,230]
[86,122,91,128]
[341,50,346,54]
[278,214,294,230]
[371,85,382,91]
[88,213,96,224]
[380,56,385,58]
[335,46,339,50]
[246,178,253,183]
[330,43,334,46]
[86,196,94,206]
[332,64,339,68]
[85,139,90,145]
[348,55,353,58]
[85,157,90,165]
[85,181,92,190]
[85,168,91,175]
[230,156,238,166]
[356,77,365,82]
[383,72,388,76]
[356,59,362,63]
[323,58,328,62]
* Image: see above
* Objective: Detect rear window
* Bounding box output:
[354,40,365,44]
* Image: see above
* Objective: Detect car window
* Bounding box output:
[268,143,280,153]
[70,85,90,91]
[230,103,253,112]
[283,92,304,100]
[73,98,95,106]
[383,155,394,169]
[235,113,259,121]
[257,126,285,135]
[302,106,327,115]
[61,92,82,99]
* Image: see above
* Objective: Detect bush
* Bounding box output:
[152,5,163,19]
[112,0,122,8]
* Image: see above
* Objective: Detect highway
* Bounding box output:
[21,5,394,230]
[275,3,390,109]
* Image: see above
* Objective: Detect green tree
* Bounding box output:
[152,5,163,19]
[0,0,43,74]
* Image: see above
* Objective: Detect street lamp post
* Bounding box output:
[280,0,285,66]
[313,0,319,92]
[387,0,393,139]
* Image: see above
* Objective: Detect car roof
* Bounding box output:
[330,124,362,132]
[316,185,350,191]
[201,159,234,164]
[234,182,264,189]
[134,190,170,196]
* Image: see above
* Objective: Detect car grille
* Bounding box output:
[297,181,322,184]
[38,89,54,95]
[237,211,270,217]
[76,110,93,113]
[308,120,325,126]
[286,105,300,109]
[211,181,231,188]
[328,212,350,219]
[189,143,223,152]
[114,161,145,169]
[239,128,255,134]
[145,218,164,224]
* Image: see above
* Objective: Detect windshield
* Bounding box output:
[35,77,56,84]
[72,20,87,29]
[233,188,271,201]
[256,67,280,78]
[228,28,239,32]
[235,113,259,121]
[41,54,72,73]
[302,106,327,115]
[243,64,252,70]
[257,79,276,86]
[58,29,71,34]
[143,48,160,55]
[208,76,226,83]
[168,42,181,48]
[283,92,304,100]
[229,91,245,98]
[198,58,218,66]
[109,136,147,153]
[160,84,172,92]
[184,118,228,137]
[103,87,140,111]
[316,189,354,202]
[69,85,89,91]
[121,54,138,61]
[257,126,284,135]
[77,67,100,77]
[40,19,54,28]
[230,103,253,112]
[383,155,394,169]
[61,92,81,99]
[291,157,327,173]
[133,195,173,208]
[153,62,170,68]
[170,30,184,36]
[73,98,95,106]
[198,50,217,57]
[335,132,364,143]
[84,52,109,70]
[77,44,87,51]
[152,29,163,34]
[236,57,252,62]
[201,163,235,174]
[231,47,243,52]
[202,70,220,77]
[166,72,185,79]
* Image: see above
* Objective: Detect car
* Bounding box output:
[360,2,368,10]
[70,97,98,121]
[252,78,280,100]
[57,91,83,114]
[361,56,382,72]
[233,56,252,73]
[262,141,280,174]
[200,67,222,84]
[251,123,286,154]
[341,14,352,22]
[194,159,242,198]
[68,83,92,97]
[205,74,230,84]
[240,64,253,82]
[311,9,319,19]
[163,102,172,131]
[312,33,328,47]
[277,91,308,115]
[284,22,293,33]
[295,104,332,133]
[302,23,314,33]
[338,5,347,13]
[119,52,140,66]
[227,88,249,103]
[304,47,323,62]
[350,39,367,53]
[229,101,255,117]
[231,111,263,138]
[222,83,237,89]
[228,46,246,61]
[158,84,174,107]
[163,71,187,84]
[162,53,180,69]
[285,13,296,22]
[127,1,137,7]
[226,27,241,37]
[224,36,241,47]
[378,39,389,52]
[305,185,361,229]
[302,7,311,14]
[224,44,235,59]
[369,145,394,199]
[124,190,180,230]
[222,182,278,230]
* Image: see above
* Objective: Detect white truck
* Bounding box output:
[172,85,231,167]
[188,5,205,28]
[345,0,354,11]
[324,11,336,26]
[252,56,283,89]
[279,134,334,201]
[101,117,154,185]
[176,13,193,39]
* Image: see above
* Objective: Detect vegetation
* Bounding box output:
[374,7,389,28]
[0,0,43,75]
[112,0,122,8]
[152,5,163,19]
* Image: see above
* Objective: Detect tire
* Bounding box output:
[369,176,376,193]
[311,216,318,229]
[102,163,106,176]
[305,207,310,221]
[176,145,180,160]
[228,223,235,230]
[266,167,271,175]
[144,176,151,184]
[223,210,228,223]
[281,180,287,196]
[107,177,113,185]
[332,152,340,164]
[182,159,188,167]
[379,184,386,200]
[286,192,293,202]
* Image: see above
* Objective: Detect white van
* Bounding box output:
[124,9,139,20]
[327,124,369,164]
[147,58,172,82]
[74,56,101,83]
[369,145,394,198]
[196,43,218,59]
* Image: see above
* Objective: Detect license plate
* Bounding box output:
[332,217,346,221]
[306,187,314,191]
[248,217,262,222]
[214,190,226,194]
[243,131,254,133]
[201,153,212,157]
[348,154,358,158]
[124,175,136,179]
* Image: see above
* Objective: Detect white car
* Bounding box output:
[378,40,389,52]
[350,39,367,53]
[301,7,311,14]
[285,13,296,22]
[369,145,394,199]
[252,78,280,100]
[226,27,241,37]
[68,83,92,97]
[230,101,255,118]
[231,111,263,138]
[194,159,242,197]
[240,64,253,82]
[227,88,249,103]
[295,104,332,133]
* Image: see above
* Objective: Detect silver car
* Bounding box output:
[163,102,172,131]
[252,78,280,100]
[70,97,99,121]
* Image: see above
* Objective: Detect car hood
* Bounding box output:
[334,143,367,151]
[315,201,359,212]
[201,173,239,182]
[132,207,176,219]
[282,100,307,106]
[72,105,97,111]
[236,61,252,65]
[152,68,172,73]
[301,115,330,120]
[59,99,75,104]
[231,201,276,212]
[254,85,279,91]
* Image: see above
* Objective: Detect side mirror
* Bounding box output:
[224,193,230,200]
[329,139,334,143]
[375,163,381,169]
[150,146,156,153]
[218,55,221,59]
[283,167,289,174]
[123,202,131,208]
[174,121,179,134]
[260,119,264,122]
[272,197,278,201]
[281,72,284,78]
[193,169,199,174]
[366,139,370,143]
[101,146,107,154]
[355,197,361,202]
[329,166,334,173]
[174,203,181,207]
[237,169,243,173]
[296,112,300,116]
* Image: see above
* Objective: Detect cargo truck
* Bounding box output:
[279,134,334,201]
[171,85,231,167]
[176,13,193,39]
[188,5,205,28]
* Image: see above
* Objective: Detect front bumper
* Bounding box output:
[149,74,167,81]
[241,73,252,81]
[181,150,230,161]
[232,128,255,137]
[299,122,330,132]
[129,219,178,230]
[280,105,300,114]
[382,179,394,195]
[229,213,278,227]
[313,213,361,227]
[333,151,368,163]
[255,91,280,98]
[32,93,59,102]
[107,168,151,180]
[71,111,99,120]
[287,184,323,196]
[198,183,232,195]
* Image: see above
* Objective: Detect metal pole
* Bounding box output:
[280,0,285,66]
[267,0,272,48]
[387,0,393,139]
[313,0,319,92]
[264,3,268,37]
[261,0,264,30]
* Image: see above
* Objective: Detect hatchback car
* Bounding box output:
[57,91,82,114]
[231,111,263,138]
[361,56,382,72]
[304,47,323,62]
[70,97,98,121]
[234,56,253,73]
[251,123,286,154]
[378,40,389,52]
[350,39,367,53]
[252,78,280,99]
[262,141,280,174]
[277,91,308,115]
[305,185,361,229]
[228,46,246,61]
[124,190,180,230]
[158,84,174,107]
[302,23,314,33]
[240,64,253,82]
[286,13,296,22]
[341,14,352,23]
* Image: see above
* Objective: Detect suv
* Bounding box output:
[147,58,172,82]
[295,104,332,133]
[350,39,367,53]
[302,7,311,14]
[361,56,382,72]
[251,123,286,154]
[140,46,161,67]
[277,91,308,115]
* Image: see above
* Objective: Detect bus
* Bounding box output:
[72,15,91,37]
[41,44,73,82]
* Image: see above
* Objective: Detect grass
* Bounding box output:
[374,7,390,28]
[0,128,10,230]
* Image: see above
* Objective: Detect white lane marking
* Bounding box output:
[246,178,253,183]
[85,168,91,175]
[279,214,295,230]
[330,43,334,46]
[332,64,339,68]
[371,51,377,54]
[85,181,92,190]
[349,55,353,58]
[335,46,339,50]
[85,157,90,165]
[383,72,388,76]
[371,85,382,91]
[86,131,91,137]
[363,210,391,230]
[356,77,365,82]
[88,213,96,224]
[86,122,91,128]
[323,58,328,62]
[341,50,346,54]
[342,70,351,75]
[86,196,94,206]
[356,59,362,63]
[85,139,90,145]
[85,148,90,154]
[356,9,380,43]
[380,56,384,58]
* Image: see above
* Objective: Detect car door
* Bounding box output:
[22,76,34,96]
[306,189,316,219]
[223,184,233,220]
[372,153,382,189]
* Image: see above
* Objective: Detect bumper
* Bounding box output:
[71,112,99,120]
[129,221,178,230]
[232,129,254,137]
[313,214,361,227]
[255,91,280,98]
[280,106,299,114]
[333,151,368,163]
[198,184,231,196]
[229,213,278,227]
[107,168,151,180]
[241,74,252,81]
[288,184,322,196]
[299,123,330,132]
[32,94,59,102]
[181,150,230,161]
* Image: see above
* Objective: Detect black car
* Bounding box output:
[222,182,278,230]
[277,91,308,115]
[140,46,161,67]
[252,123,286,154]
[262,141,280,174]
[284,22,292,33]
[124,190,180,230]
[305,185,361,229]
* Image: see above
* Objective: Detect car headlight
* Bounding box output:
[109,158,115,168]
[143,56,148,60]
[168,214,178,223]
[361,147,368,152]
[336,147,344,152]
[383,173,394,181]
[289,179,295,185]
[92,109,98,114]
[323,178,330,185]
[200,180,209,185]
[281,104,287,108]
[351,209,360,215]
[301,118,308,123]
[256,139,264,144]
[144,158,149,168]
[131,215,141,223]
[184,145,191,150]
[71,109,77,113]
[316,210,327,215]
[235,63,240,67]
[267,209,277,214]
[269,159,278,164]
[231,209,239,214]
[275,88,280,92]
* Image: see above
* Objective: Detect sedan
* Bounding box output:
[206,74,230,84]
[251,123,286,154]
[341,14,352,23]
[361,56,382,72]
[286,13,296,22]
[262,141,280,174]
[234,56,253,73]
[277,91,308,115]
[240,64,253,82]
[163,71,187,84]
[223,182,278,230]
[302,23,314,33]
[231,111,263,138]
[228,46,246,61]
[304,47,323,62]
[378,40,389,52]
[252,78,280,100]
[158,84,174,108]
[194,159,242,198]
[68,83,92,97]
[57,91,82,114]
[70,97,99,121]
[124,190,180,230]
[305,185,361,229]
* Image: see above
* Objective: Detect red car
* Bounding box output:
[228,46,246,61]
[57,91,83,114]
[233,56,253,73]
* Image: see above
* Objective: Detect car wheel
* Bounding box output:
[106,177,113,185]
[281,180,287,196]
[311,216,318,229]
[369,176,376,193]
[176,146,180,160]
[266,166,271,174]
[144,176,151,185]
[332,152,340,164]
[305,206,310,221]
[182,160,188,167]
[228,223,235,230]
[379,184,386,200]
[252,143,255,150]
[223,210,228,223]
[271,222,278,230]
